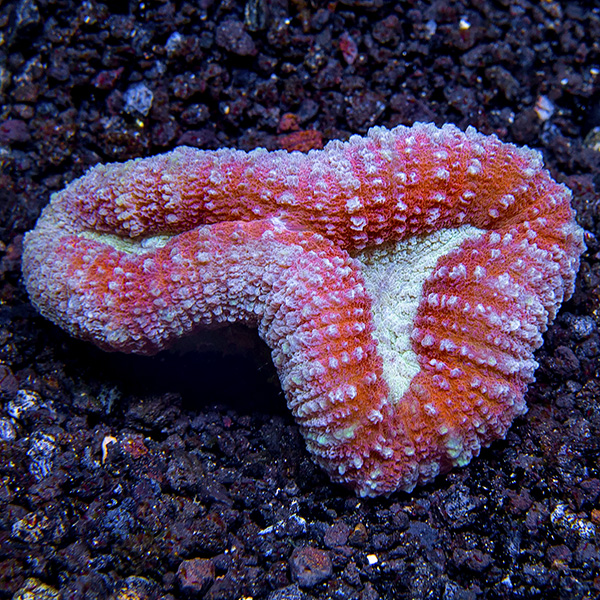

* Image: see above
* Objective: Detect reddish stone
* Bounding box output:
[289,546,332,588]
[0,119,30,144]
[177,558,215,594]
[0,365,18,395]
[277,130,323,152]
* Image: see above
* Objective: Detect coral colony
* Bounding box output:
[22,123,584,497]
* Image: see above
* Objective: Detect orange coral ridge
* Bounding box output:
[22,122,584,497]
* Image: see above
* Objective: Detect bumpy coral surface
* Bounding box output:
[22,123,585,496]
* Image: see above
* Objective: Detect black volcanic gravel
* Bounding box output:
[1,0,600,598]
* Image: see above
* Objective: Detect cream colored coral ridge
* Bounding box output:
[79,230,172,254]
[355,224,485,404]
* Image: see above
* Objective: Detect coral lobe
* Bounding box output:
[22,123,584,496]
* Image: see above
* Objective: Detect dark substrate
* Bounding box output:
[1,0,600,598]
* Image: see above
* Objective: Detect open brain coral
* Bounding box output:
[22,123,585,496]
